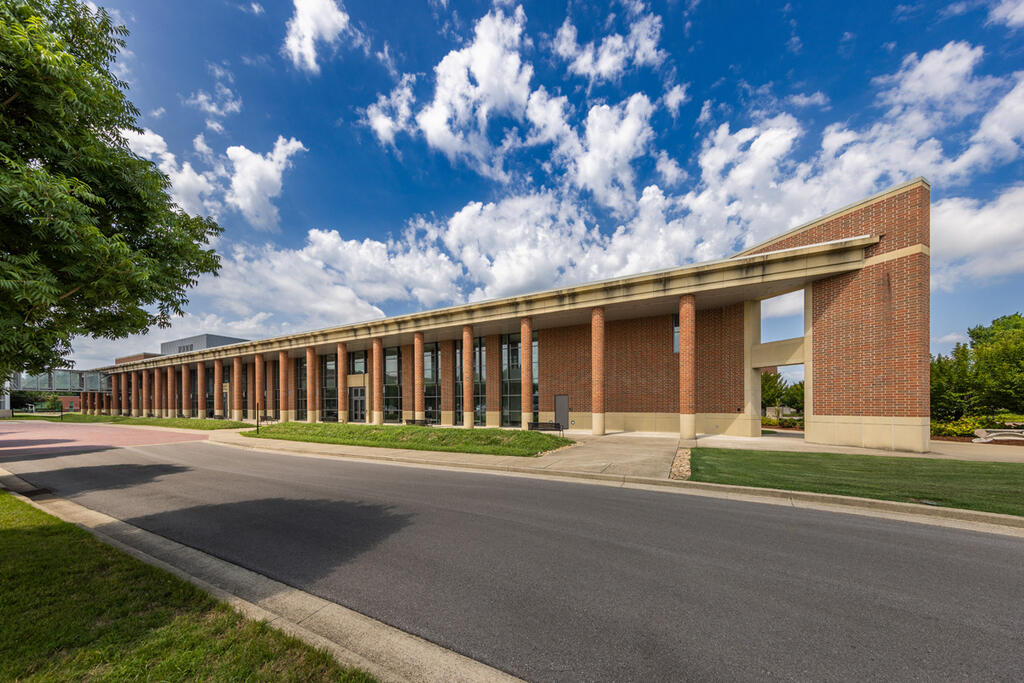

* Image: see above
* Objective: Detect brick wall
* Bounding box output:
[748,182,929,418]
[695,305,745,414]
[605,315,677,413]
[486,335,501,412]
[401,344,413,413]
[538,324,591,412]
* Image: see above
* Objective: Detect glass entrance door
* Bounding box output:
[348,386,365,422]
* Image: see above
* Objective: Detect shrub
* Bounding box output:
[930,415,1006,437]
[761,417,779,426]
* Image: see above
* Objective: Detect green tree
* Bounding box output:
[930,342,978,420]
[0,0,221,380]
[783,380,804,413]
[970,314,1024,414]
[760,370,788,413]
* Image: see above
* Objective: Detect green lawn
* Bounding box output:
[6,413,248,429]
[690,448,1024,517]
[243,421,573,457]
[0,492,373,682]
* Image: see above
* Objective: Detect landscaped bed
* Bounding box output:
[242,422,574,457]
[690,447,1024,517]
[0,492,373,682]
[7,413,249,429]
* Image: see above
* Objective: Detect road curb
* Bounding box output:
[210,432,1024,534]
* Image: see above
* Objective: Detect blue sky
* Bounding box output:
[72,0,1024,370]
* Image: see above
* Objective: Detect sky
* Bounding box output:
[70,0,1024,374]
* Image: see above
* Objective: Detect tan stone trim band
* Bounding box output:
[863,243,930,268]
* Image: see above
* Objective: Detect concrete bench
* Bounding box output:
[528,421,564,436]
[973,429,1024,443]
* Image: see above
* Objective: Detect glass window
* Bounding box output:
[205,366,215,416]
[348,386,366,422]
[424,342,440,424]
[321,355,338,421]
[473,337,486,426]
[501,334,522,427]
[453,341,463,425]
[673,314,679,353]
[348,350,367,374]
[384,347,402,423]
[296,358,307,420]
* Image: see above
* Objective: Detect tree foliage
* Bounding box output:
[0,0,221,380]
[930,313,1024,419]
[784,380,804,413]
[760,370,788,411]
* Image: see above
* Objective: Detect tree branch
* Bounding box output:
[1,92,19,108]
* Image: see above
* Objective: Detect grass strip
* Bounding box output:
[0,491,374,682]
[690,447,1024,517]
[243,421,573,457]
[7,413,248,429]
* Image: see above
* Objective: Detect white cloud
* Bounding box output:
[933,331,968,345]
[414,5,533,177]
[569,93,655,213]
[282,0,363,74]
[193,133,214,161]
[762,290,804,318]
[206,119,225,134]
[243,2,265,14]
[363,73,416,146]
[553,11,666,84]
[187,83,242,117]
[225,136,307,230]
[123,128,217,216]
[786,91,830,107]
[931,184,1024,290]
[989,0,1024,27]
[697,99,713,124]
[655,150,685,186]
[149,106,166,119]
[662,83,690,117]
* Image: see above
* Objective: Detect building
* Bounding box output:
[83,179,930,452]
[160,334,249,356]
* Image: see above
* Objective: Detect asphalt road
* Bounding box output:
[3,423,1023,681]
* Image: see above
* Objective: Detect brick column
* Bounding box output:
[266,359,276,418]
[121,373,129,414]
[101,392,109,415]
[364,349,373,424]
[213,359,224,418]
[109,376,118,415]
[591,306,605,436]
[154,367,163,417]
[306,346,317,423]
[462,325,474,428]
[246,361,255,418]
[130,371,139,416]
[254,355,265,420]
[231,356,243,421]
[196,362,207,418]
[520,317,533,429]
[181,363,192,418]
[278,351,289,422]
[440,340,454,426]
[166,366,175,417]
[372,338,384,424]
[337,343,347,423]
[141,368,150,417]
[413,332,425,421]
[679,294,696,439]
[286,356,297,422]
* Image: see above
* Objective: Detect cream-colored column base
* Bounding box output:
[805,415,930,453]
[463,411,474,428]
[440,410,454,426]
[307,410,320,424]
[231,410,243,421]
[414,410,425,421]
[182,409,192,418]
[214,410,224,419]
[281,410,293,422]
[196,409,206,419]
[486,410,501,428]
[679,413,696,439]
[372,410,383,425]
[592,413,605,436]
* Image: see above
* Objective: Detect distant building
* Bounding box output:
[159,334,248,356]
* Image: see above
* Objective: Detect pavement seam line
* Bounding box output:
[0,466,522,683]
[205,432,1024,536]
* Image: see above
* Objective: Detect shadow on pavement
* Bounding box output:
[13,463,192,497]
[121,497,413,599]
